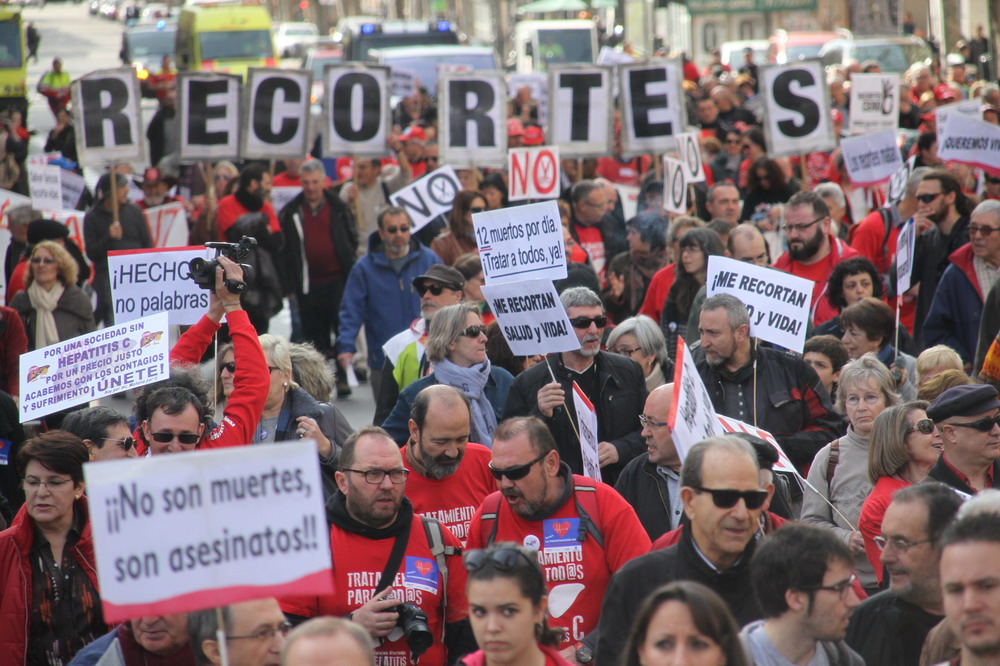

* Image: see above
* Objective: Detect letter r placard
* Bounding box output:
[71,67,145,166]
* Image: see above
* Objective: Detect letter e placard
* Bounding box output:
[178,72,241,161]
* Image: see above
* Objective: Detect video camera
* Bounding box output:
[189,236,257,293]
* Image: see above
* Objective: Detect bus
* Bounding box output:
[0,10,27,118]
[175,2,275,78]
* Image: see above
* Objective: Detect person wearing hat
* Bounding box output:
[137,166,184,211]
[399,125,429,179]
[5,218,91,306]
[925,383,1000,495]
[374,264,465,424]
[507,118,524,149]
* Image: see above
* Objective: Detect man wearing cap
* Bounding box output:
[84,172,152,326]
[374,264,464,424]
[399,125,428,179]
[137,166,186,212]
[521,124,545,148]
[925,383,1000,496]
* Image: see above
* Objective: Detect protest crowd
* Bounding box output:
[8,16,1000,666]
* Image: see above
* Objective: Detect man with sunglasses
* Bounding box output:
[926,384,1000,496]
[61,406,137,462]
[741,525,864,666]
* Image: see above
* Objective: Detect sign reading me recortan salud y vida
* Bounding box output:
[85,440,333,621]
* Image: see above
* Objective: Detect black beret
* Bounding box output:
[927,384,1000,422]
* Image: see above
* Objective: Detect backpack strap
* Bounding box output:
[571,478,605,550]
[825,438,842,485]
[480,492,503,546]
[421,515,457,643]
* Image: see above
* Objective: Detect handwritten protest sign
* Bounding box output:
[508,146,560,201]
[110,247,211,325]
[61,170,86,210]
[668,337,723,461]
[716,415,799,478]
[896,217,916,294]
[473,200,566,285]
[390,165,462,233]
[848,73,899,135]
[84,440,333,621]
[572,382,601,482]
[839,129,903,186]
[19,313,169,422]
[143,202,189,249]
[270,186,302,215]
[480,279,577,355]
[938,112,1000,172]
[706,255,813,352]
[27,163,62,211]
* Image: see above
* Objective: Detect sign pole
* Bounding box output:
[545,356,582,442]
[799,152,811,190]
[109,163,120,226]
[215,606,231,666]
[894,295,902,363]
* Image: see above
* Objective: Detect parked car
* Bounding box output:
[769,29,850,63]
[273,21,319,58]
[720,39,769,71]
[819,35,933,73]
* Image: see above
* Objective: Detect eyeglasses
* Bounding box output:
[969,225,1000,237]
[874,535,934,553]
[784,216,825,234]
[569,315,608,329]
[103,436,136,452]
[948,415,1000,432]
[464,548,536,573]
[149,432,201,445]
[844,393,883,407]
[909,418,936,435]
[489,451,549,481]
[459,324,488,338]
[342,468,409,484]
[23,477,73,491]
[30,257,56,265]
[690,486,768,510]
[916,192,943,204]
[382,226,409,235]
[639,414,669,429]
[221,361,236,373]
[799,573,857,599]
[986,176,1000,185]
[740,253,769,265]
[613,347,640,357]
[228,622,293,642]
[416,283,453,297]
[267,366,281,373]
[469,206,487,214]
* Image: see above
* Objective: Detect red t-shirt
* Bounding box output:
[465,476,651,647]
[595,156,651,187]
[574,225,607,282]
[858,475,909,582]
[639,263,676,322]
[280,513,468,666]
[404,443,496,547]
[773,238,860,326]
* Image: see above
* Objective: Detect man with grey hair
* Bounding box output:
[926,199,1000,365]
[705,182,741,226]
[597,435,768,662]
[694,293,843,472]
[568,180,627,282]
[503,286,646,481]
[188,598,288,665]
[281,617,373,665]
[3,205,33,287]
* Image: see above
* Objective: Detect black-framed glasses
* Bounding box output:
[103,436,135,452]
[221,361,236,373]
[948,415,1000,432]
[416,283,452,297]
[489,451,548,481]
[569,315,608,329]
[150,432,201,445]
[909,419,936,435]
[342,468,409,484]
[690,486,768,510]
[460,324,488,338]
[916,192,943,204]
[464,548,536,572]
[784,216,825,234]
[874,535,934,553]
[798,573,857,599]
[639,414,669,429]
[969,225,1000,237]
[228,621,293,642]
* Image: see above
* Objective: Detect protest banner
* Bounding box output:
[886,155,916,204]
[241,68,312,161]
[270,186,302,216]
[84,440,333,621]
[662,156,688,214]
[616,184,640,221]
[716,415,799,478]
[27,162,62,211]
[935,99,982,142]
[507,73,548,127]
[71,67,145,166]
[392,68,416,98]
[674,131,705,183]
[572,382,601,482]
[389,165,462,233]
[706,255,813,352]
[480,278,578,355]
[473,200,567,285]
[142,201,189,249]
[759,60,837,158]
[896,217,916,294]
[19,312,169,422]
[439,71,506,167]
[547,66,612,158]
[839,129,904,186]
[323,65,391,159]
[617,61,685,156]
[669,337,723,461]
[848,73,900,134]
[508,146,560,201]
[110,247,211,325]
[61,170,86,210]
[938,112,1000,173]
[178,72,242,162]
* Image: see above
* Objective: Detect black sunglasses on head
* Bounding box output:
[489,451,548,481]
[459,324,488,338]
[691,486,768,510]
[464,548,536,573]
[569,315,608,329]
[948,415,1000,432]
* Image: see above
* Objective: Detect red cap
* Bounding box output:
[522,125,545,146]
[142,167,162,184]
[830,108,843,124]
[934,84,958,102]
[507,118,524,137]
[400,125,427,143]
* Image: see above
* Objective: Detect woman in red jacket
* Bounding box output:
[0,431,103,666]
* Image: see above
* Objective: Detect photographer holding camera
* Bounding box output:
[280,426,477,665]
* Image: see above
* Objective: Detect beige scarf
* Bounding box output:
[27,281,64,350]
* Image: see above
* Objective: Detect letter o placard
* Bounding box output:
[663,156,687,214]
[323,65,390,158]
[760,60,836,158]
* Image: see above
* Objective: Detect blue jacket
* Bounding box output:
[335,233,440,369]
[381,366,515,445]
[924,243,983,365]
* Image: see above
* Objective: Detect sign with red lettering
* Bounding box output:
[716,415,799,477]
[142,201,188,249]
[508,147,560,201]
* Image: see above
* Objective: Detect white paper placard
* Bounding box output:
[71,67,146,166]
[60,170,86,210]
[662,156,688,214]
[270,186,302,215]
[109,246,211,325]
[473,200,567,285]
[480,278,578,355]
[618,61,685,156]
[839,129,903,186]
[508,146,560,201]
[241,68,312,160]
[389,164,462,233]
[572,381,602,482]
[886,155,916,204]
[27,163,62,211]
[848,73,900,135]
[760,60,837,158]
[142,201,189,249]
[547,66,612,158]
[935,99,982,142]
[178,72,242,161]
[674,131,705,183]
[669,337,724,461]
[896,217,916,294]
[439,71,506,167]
[938,112,1000,172]
[323,65,391,159]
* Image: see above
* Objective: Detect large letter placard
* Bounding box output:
[547,66,612,158]
[760,60,836,157]
[473,200,566,285]
[439,71,506,167]
[178,72,242,161]
[241,69,312,160]
[71,67,145,165]
[323,65,390,158]
[618,61,685,156]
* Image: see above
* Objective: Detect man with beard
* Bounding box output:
[402,385,494,546]
[772,190,860,326]
[845,483,962,665]
[741,525,864,665]
[69,614,195,665]
[279,426,475,665]
[502,287,647,481]
[465,416,651,665]
[694,294,843,472]
[216,163,280,241]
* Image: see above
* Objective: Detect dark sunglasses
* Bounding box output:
[103,436,135,451]
[986,176,1000,185]
[569,315,608,329]
[909,418,936,435]
[464,548,536,573]
[221,361,236,373]
[460,324,488,338]
[948,415,1000,432]
[150,432,201,445]
[916,192,943,203]
[489,451,548,481]
[469,206,487,214]
[383,226,408,234]
[691,486,768,510]
[417,283,453,297]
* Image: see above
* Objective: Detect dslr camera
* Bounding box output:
[393,602,432,657]
[189,236,256,292]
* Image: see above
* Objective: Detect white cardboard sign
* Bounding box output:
[668,337,724,461]
[178,72,242,161]
[760,60,837,158]
[662,156,688,214]
[389,164,462,233]
[84,440,333,622]
[848,73,900,135]
[27,163,62,211]
[706,255,813,352]
[241,68,312,160]
[143,201,189,249]
[716,415,800,478]
[938,112,1000,172]
[572,381,602,482]
[473,200,567,285]
[270,186,302,216]
[617,61,685,156]
[71,67,145,166]
[896,217,916,294]
[439,71,506,167]
[886,155,916,204]
[674,131,705,183]
[323,65,390,159]
[61,170,86,209]
[935,99,982,142]
[19,312,170,422]
[547,66,612,158]
[508,146,560,201]
[109,246,211,326]
[839,129,903,186]
[480,278,578,355]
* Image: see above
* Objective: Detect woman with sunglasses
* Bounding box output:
[858,401,942,582]
[459,544,573,666]
[801,355,902,595]
[432,190,488,266]
[0,431,105,665]
[661,228,725,358]
[10,241,95,351]
[382,303,514,447]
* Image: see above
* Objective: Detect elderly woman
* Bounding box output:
[840,297,917,400]
[602,214,669,324]
[10,241,95,350]
[382,303,514,446]
[606,315,674,392]
[431,190,486,266]
[0,431,104,665]
[858,401,942,582]
[801,354,901,594]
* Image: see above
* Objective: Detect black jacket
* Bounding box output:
[924,455,1000,497]
[596,524,762,664]
[502,352,647,482]
[845,590,942,666]
[613,454,676,541]
[912,215,970,347]
[277,189,358,295]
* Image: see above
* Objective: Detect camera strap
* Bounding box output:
[376,518,412,595]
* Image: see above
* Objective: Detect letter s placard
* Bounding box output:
[760,60,836,158]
